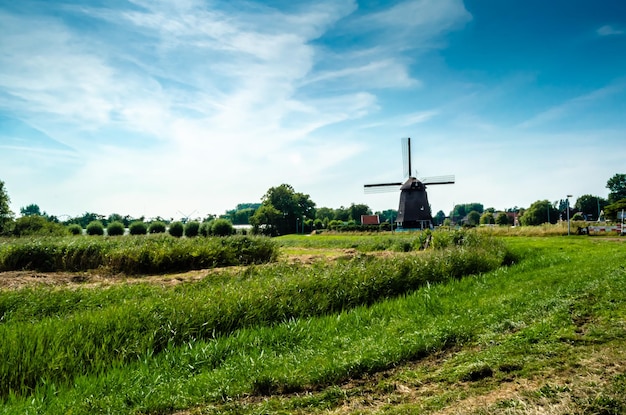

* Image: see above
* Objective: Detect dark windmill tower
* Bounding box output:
[364,137,454,229]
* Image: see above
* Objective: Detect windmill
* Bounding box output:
[364,137,454,229]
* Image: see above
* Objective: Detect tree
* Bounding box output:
[519,200,559,226]
[348,203,371,223]
[376,209,397,224]
[496,212,509,226]
[0,180,14,235]
[604,199,626,221]
[479,212,495,225]
[333,206,350,222]
[315,207,335,222]
[575,195,608,220]
[253,184,316,235]
[12,216,67,237]
[451,203,484,223]
[250,204,282,236]
[20,204,42,216]
[607,174,626,204]
[433,210,446,226]
[467,211,481,226]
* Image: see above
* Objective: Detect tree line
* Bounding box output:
[1,174,625,237]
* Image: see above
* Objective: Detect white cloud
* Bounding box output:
[597,25,624,36]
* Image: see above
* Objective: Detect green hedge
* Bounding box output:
[0,235,279,274]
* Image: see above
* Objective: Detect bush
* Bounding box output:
[168,221,184,238]
[129,221,147,235]
[107,221,125,236]
[86,221,104,236]
[12,216,67,237]
[148,221,166,234]
[212,219,234,237]
[67,224,82,235]
[199,221,213,237]
[184,221,200,237]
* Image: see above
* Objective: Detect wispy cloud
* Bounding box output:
[517,81,626,129]
[0,0,475,216]
[597,25,624,36]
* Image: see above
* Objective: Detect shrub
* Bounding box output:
[199,221,213,237]
[212,218,234,237]
[129,221,147,235]
[86,220,104,236]
[148,221,167,234]
[12,216,67,237]
[67,224,82,235]
[107,221,125,236]
[168,221,184,238]
[184,221,200,237]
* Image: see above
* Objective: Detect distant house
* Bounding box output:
[361,215,380,225]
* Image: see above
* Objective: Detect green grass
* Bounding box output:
[0,234,625,414]
[0,234,278,274]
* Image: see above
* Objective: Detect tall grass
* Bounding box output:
[1,237,624,414]
[0,233,512,399]
[0,234,278,274]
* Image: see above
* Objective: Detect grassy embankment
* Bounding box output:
[0,232,625,414]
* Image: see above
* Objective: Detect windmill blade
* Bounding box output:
[421,175,455,185]
[364,182,402,194]
[401,137,411,178]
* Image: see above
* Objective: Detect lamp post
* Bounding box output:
[566,195,573,235]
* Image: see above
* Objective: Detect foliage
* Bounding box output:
[168,221,184,238]
[67,224,83,235]
[451,203,484,222]
[148,221,166,234]
[0,235,278,275]
[575,194,608,219]
[1,237,624,414]
[479,212,495,225]
[433,210,446,225]
[0,180,13,235]
[86,220,104,236]
[519,200,559,226]
[184,221,200,237]
[12,215,68,237]
[0,232,510,402]
[19,203,41,216]
[606,173,626,203]
[604,198,626,221]
[129,221,148,235]
[106,221,125,236]
[250,205,281,236]
[223,204,260,225]
[495,212,509,226]
[251,184,316,235]
[199,220,213,237]
[212,218,234,237]
[467,210,481,226]
[349,203,372,222]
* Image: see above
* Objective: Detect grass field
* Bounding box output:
[0,232,625,414]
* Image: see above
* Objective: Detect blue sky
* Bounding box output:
[1,0,625,220]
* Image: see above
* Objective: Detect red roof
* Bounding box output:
[361,215,380,225]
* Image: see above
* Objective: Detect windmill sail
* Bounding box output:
[363,137,455,229]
